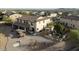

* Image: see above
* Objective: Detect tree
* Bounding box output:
[46,11,50,16]
[47,22,54,32]
[54,23,64,34]
[61,12,69,17]
[0,11,3,21]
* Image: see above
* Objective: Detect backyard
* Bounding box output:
[0,24,55,51]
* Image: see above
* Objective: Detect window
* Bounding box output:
[18,19,20,22]
[65,23,68,26]
[43,20,45,23]
[37,28,39,30]
[43,25,45,28]
[19,19,22,22]
[20,27,24,30]
[31,22,33,26]
[73,25,75,28]
[24,20,26,23]
[22,20,24,23]
[17,19,19,22]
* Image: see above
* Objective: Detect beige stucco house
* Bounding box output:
[58,12,63,15]
[9,14,22,22]
[49,13,57,17]
[12,16,52,33]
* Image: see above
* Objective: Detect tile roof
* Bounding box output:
[18,16,51,22]
[62,15,79,21]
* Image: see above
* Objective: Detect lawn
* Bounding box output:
[70,29,79,40]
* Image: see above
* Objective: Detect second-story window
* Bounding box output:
[24,20,26,23]
[43,20,45,23]
[20,20,22,23]
[22,20,24,23]
[31,23,33,26]
[18,19,20,22]
[17,18,19,21]
[39,21,40,24]
[37,28,39,30]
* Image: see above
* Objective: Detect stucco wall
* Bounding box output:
[35,18,51,32]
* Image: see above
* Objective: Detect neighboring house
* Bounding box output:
[11,11,16,14]
[58,12,63,15]
[68,13,72,16]
[24,11,32,15]
[12,16,52,33]
[3,11,14,16]
[49,13,57,17]
[39,11,46,16]
[2,10,7,14]
[32,12,38,16]
[58,16,79,29]
[9,14,22,22]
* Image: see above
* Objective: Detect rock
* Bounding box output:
[48,34,52,37]
[13,43,20,47]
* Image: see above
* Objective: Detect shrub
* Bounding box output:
[3,16,12,24]
[47,22,54,29]
[54,23,65,34]
[67,29,79,47]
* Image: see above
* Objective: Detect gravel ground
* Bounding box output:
[6,35,54,51]
[42,41,66,51]
[0,25,54,51]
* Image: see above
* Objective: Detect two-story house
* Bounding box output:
[12,16,52,33]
